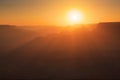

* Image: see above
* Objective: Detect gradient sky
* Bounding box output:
[0,0,120,26]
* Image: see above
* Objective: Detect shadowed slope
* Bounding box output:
[0,23,120,79]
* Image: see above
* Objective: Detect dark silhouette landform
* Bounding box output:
[0,22,120,79]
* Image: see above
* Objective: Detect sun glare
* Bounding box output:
[67,10,84,25]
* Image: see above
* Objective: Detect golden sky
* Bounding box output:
[0,0,120,26]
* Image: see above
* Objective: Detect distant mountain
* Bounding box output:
[0,23,120,79]
[0,25,17,28]
[98,22,120,31]
[99,22,120,26]
[0,25,38,54]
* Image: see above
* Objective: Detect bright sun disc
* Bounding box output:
[67,10,84,25]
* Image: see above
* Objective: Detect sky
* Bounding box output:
[0,0,120,26]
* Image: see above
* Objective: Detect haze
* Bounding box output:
[0,0,120,79]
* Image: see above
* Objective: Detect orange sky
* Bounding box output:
[0,0,120,26]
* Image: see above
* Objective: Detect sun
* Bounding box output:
[67,10,84,25]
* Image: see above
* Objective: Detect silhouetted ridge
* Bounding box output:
[96,22,120,36]
[98,22,120,30]
[0,25,16,28]
[0,25,38,54]
[0,22,120,79]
